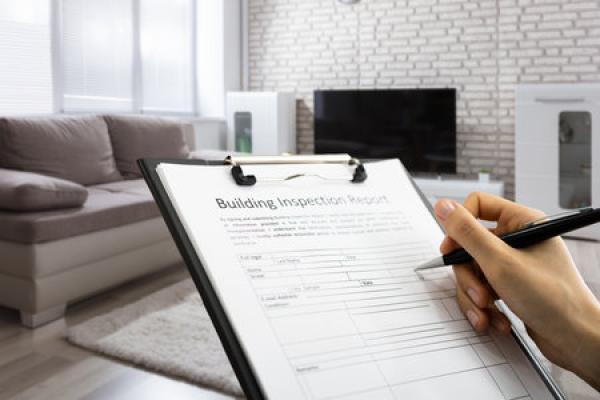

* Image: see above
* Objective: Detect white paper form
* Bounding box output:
[156,159,556,400]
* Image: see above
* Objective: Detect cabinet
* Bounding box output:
[225,92,296,156]
[515,84,600,240]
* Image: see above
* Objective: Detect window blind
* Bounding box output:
[140,0,195,114]
[0,1,53,115]
[62,0,134,112]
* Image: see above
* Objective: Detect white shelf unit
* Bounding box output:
[515,84,600,240]
[225,92,296,156]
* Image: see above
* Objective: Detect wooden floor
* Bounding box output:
[0,265,233,400]
[0,239,599,399]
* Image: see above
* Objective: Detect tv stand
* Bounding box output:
[413,176,504,205]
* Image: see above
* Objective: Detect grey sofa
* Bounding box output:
[0,115,194,327]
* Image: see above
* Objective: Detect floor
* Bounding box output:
[0,265,233,400]
[0,240,598,400]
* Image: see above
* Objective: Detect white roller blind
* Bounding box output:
[140,0,194,114]
[0,0,53,115]
[62,0,134,112]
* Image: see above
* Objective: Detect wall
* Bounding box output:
[498,0,600,183]
[247,0,600,197]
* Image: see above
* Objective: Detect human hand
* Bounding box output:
[433,193,600,389]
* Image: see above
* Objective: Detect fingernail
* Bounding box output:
[436,200,456,221]
[466,310,479,328]
[467,288,481,306]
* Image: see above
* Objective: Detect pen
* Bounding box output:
[414,207,600,271]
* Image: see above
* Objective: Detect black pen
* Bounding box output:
[414,207,600,271]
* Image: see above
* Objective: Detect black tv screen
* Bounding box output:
[314,89,457,174]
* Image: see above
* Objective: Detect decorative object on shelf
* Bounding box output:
[478,168,491,184]
[515,83,600,240]
[226,92,296,156]
[234,111,252,153]
[559,114,575,144]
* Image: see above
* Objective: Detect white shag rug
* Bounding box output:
[66,279,242,397]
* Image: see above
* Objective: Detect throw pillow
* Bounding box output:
[0,168,88,211]
[0,116,122,185]
[103,115,190,178]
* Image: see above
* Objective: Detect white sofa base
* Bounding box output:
[0,218,181,328]
[20,304,67,328]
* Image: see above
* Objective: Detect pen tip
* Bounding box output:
[413,256,444,272]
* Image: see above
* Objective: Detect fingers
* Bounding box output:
[453,264,490,308]
[462,192,515,221]
[440,227,498,255]
[454,265,511,335]
[488,308,511,335]
[435,193,524,336]
[434,200,512,275]
[439,236,459,254]
[457,285,489,332]
[463,192,542,223]
[463,192,546,234]
[457,287,511,334]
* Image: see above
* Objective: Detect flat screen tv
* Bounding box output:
[314,89,457,174]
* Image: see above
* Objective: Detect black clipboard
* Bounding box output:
[138,156,565,400]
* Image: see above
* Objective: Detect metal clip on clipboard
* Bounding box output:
[225,154,368,186]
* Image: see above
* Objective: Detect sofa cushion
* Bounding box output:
[93,180,152,197]
[0,168,88,211]
[0,185,159,244]
[0,116,122,185]
[103,115,190,179]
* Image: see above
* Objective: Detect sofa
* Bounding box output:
[0,115,195,327]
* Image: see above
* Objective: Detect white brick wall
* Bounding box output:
[248,0,600,198]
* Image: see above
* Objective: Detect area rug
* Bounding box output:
[66,279,242,397]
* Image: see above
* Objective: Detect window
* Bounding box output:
[61,0,196,114]
[0,1,198,116]
[140,0,195,114]
[0,0,53,115]
[62,0,134,112]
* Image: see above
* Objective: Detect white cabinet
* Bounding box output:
[226,92,296,156]
[515,84,600,239]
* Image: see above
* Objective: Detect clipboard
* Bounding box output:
[138,155,565,400]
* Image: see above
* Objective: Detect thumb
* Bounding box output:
[434,199,511,272]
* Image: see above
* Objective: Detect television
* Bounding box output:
[314,89,457,174]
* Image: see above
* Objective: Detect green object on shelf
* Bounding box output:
[236,134,252,153]
[234,111,252,153]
